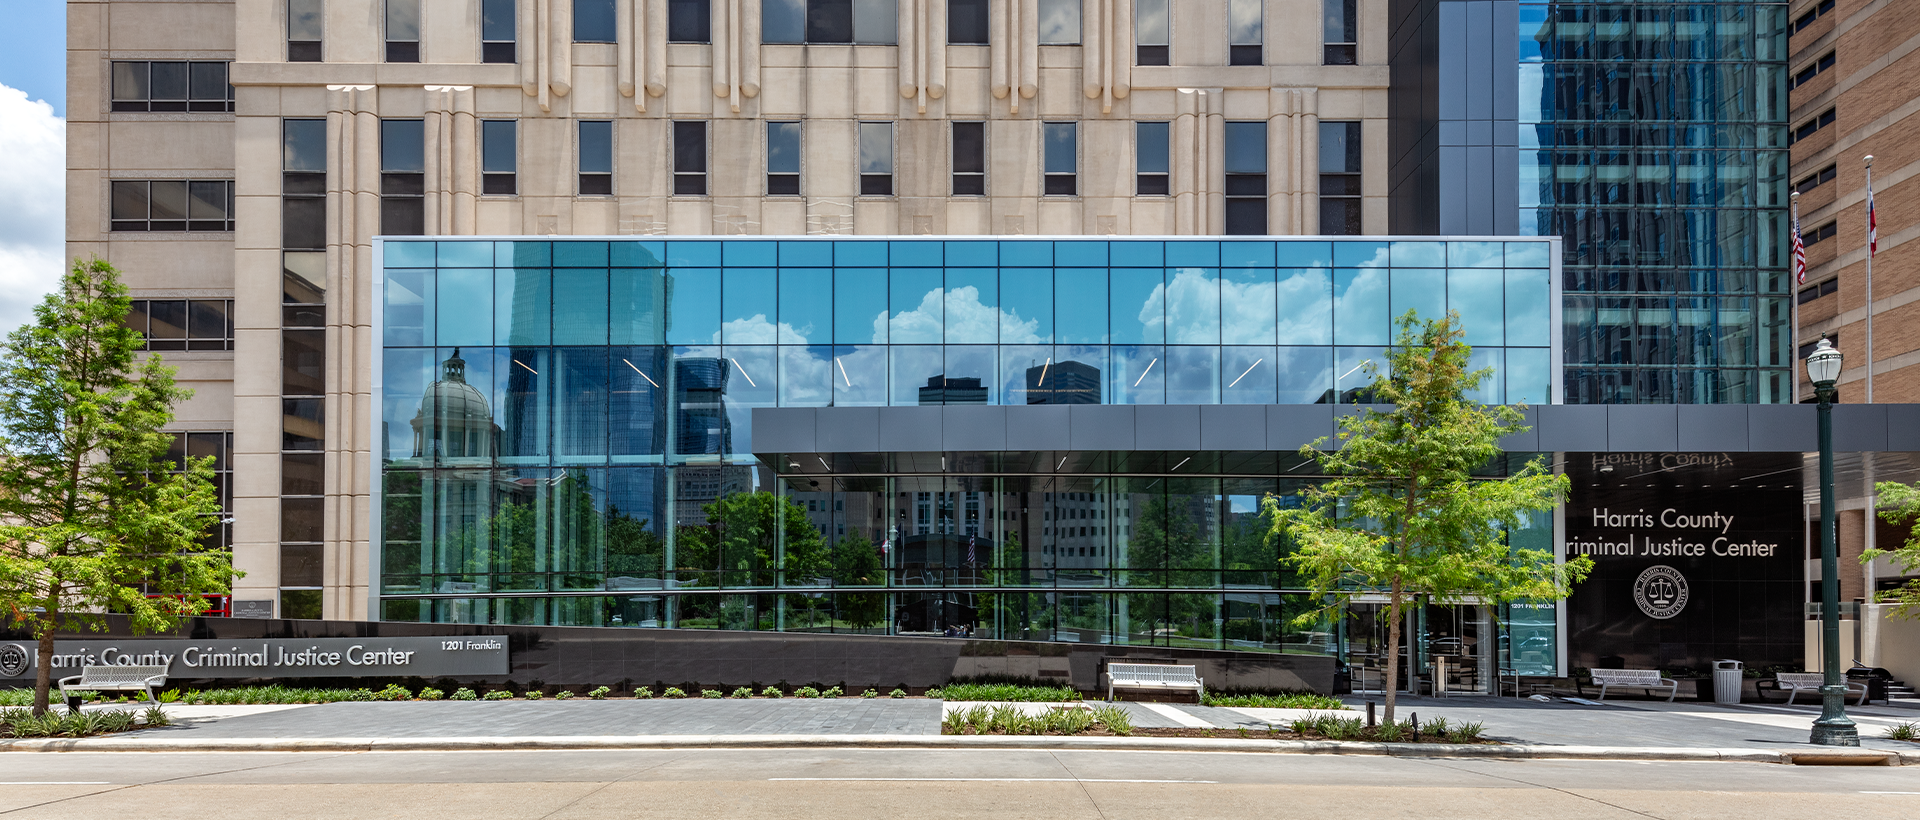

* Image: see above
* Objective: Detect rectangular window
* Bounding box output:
[674,121,708,195]
[1795,0,1835,33]
[482,0,516,63]
[952,121,985,195]
[767,121,801,195]
[579,120,613,195]
[1039,0,1080,44]
[112,180,235,232]
[1043,122,1076,195]
[1791,51,1836,88]
[1136,0,1169,65]
[125,299,235,351]
[1225,121,1266,234]
[1802,220,1837,247]
[1794,164,1837,195]
[860,122,894,195]
[1319,120,1361,234]
[1323,0,1356,65]
[765,1,895,44]
[381,119,425,235]
[1136,121,1169,195]
[1229,0,1262,65]
[1798,277,1839,305]
[1791,108,1835,143]
[950,0,988,44]
[575,0,616,42]
[482,120,517,195]
[111,61,234,112]
[670,0,712,42]
[386,0,420,62]
[283,119,327,250]
[288,0,323,62]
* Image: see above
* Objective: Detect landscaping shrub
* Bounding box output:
[417,687,446,701]
[701,689,723,699]
[663,687,688,699]
[822,686,844,698]
[935,683,1081,702]
[143,706,171,727]
[555,691,575,700]
[524,690,544,700]
[730,687,753,699]
[941,704,1118,736]
[482,690,513,700]
[762,686,784,699]
[587,686,611,700]
[861,689,878,698]
[635,687,655,699]
[888,689,906,698]
[1,707,145,739]
[0,688,97,707]
[450,688,478,701]
[372,684,413,702]
[1201,691,1345,710]
[794,686,820,699]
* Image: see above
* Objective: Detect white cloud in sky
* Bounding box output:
[0,83,65,336]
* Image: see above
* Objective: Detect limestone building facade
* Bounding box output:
[69,0,1392,620]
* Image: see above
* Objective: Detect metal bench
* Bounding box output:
[1588,668,1677,702]
[1106,663,1204,702]
[1770,672,1868,706]
[59,664,169,706]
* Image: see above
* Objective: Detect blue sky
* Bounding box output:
[1,1,65,115]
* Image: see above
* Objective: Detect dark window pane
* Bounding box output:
[283,398,325,450]
[580,174,613,195]
[767,174,800,195]
[1225,198,1267,235]
[280,540,323,583]
[669,0,711,42]
[484,173,517,195]
[764,0,804,42]
[147,301,188,339]
[674,174,706,195]
[283,197,326,249]
[767,121,801,173]
[150,62,187,100]
[382,173,425,195]
[483,41,516,62]
[1230,45,1261,65]
[189,181,228,220]
[1319,121,1360,173]
[150,180,189,229]
[381,119,425,172]
[382,194,425,235]
[1320,198,1361,234]
[283,172,325,195]
[386,41,419,62]
[950,0,988,43]
[289,41,322,62]
[579,120,613,173]
[283,329,326,396]
[282,452,325,496]
[483,120,517,172]
[112,62,147,101]
[808,0,853,42]
[188,300,230,339]
[861,175,892,196]
[285,119,328,172]
[1043,123,1075,173]
[1137,173,1169,195]
[1225,122,1266,173]
[952,122,984,173]
[1137,45,1168,65]
[111,181,150,221]
[483,0,516,40]
[953,174,985,195]
[575,0,616,41]
[124,300,150,337]
[1045,175,1076,195]
[674,121,707,172]
[189,61,229,101]
[1324,44,1355,64]
[280,589,322,619]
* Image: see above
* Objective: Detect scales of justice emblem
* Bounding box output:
[1633,565,1690,620]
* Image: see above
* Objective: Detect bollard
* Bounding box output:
[1367,701,1376,727]
[1411,711,1419,742]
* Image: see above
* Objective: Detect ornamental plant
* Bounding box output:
[701,689,722,699]
[524,690,543,700]
[762,686,784,698]
[555,690,574,700]
[417,687,446,701]
[450,688,478,701]
[587,686,611,700]
[793,686,820,699]
[663,687,687,699]
[730,687,753,699]
[482,690,513,700]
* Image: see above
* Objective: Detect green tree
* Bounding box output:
[1868,482,1920,616]
[827,531,887,630]
[1270,311,1589,724]
[677,491,826,586]
[0,259,233,714]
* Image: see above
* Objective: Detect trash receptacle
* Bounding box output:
[1713,660,1743,705]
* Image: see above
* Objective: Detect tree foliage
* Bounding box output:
[1868,482,1920,617]
[0,259,233,714]
[1269,311,1588,723]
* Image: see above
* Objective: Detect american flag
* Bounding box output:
[967,535,976,564]
[1792,202,1807,284]
[1868,175,1879,258]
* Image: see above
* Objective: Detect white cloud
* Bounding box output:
[0,84,64,336]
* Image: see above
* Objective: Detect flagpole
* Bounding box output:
[1792,191,1802,403]
[1865,154,1876,403]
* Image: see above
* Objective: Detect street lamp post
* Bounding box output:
[1804,337,1858,746]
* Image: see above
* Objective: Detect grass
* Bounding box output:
[1,688,101,707]
[1201,691,1346,710]
[1286,712,1487,744]
[1,707,151,738]
[932,683,1082,702]
[1886,721,1919,742]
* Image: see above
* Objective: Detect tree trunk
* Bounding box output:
[1382,586,1403,727]
[33,623,55,716]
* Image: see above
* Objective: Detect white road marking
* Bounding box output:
[0,782,112,785]
[769,778,1215,783]
[1862,791,1920,795]
[1139,702,1213,728]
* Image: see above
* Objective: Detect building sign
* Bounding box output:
[0,636,507,680]
[1564,453,1803,670]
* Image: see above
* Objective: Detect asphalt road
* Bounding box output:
[2,749,1917,819]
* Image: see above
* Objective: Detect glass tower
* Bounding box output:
[1521,2,1792,403]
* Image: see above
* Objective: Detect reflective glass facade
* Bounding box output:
[1520,2,1792,403]
[374,237,1558,670]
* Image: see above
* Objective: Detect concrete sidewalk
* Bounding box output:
[5,694,1915,764]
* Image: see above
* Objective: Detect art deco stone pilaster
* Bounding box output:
[323,85,378,621]
[620,0,669,112]
[1081,0,1131,114]
[899,0,948,114]
[1174,88,1223,235]
[712,0,762,113]
[425,86,478,236]
[522,0,573,111]
[992,0,1037,113]
[1268,87,1318,234]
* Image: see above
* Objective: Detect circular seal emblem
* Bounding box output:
[0,643,29,678]
[1633,565,1690,620]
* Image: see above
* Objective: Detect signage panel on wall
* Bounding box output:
[0,636,507,680]
[1564,453,1804,671]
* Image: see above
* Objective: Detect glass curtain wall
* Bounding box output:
[1522,2,1791,403]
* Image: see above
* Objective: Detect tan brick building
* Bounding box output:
[68,0,1392,620]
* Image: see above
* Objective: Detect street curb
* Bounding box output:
[2,734,1914,764]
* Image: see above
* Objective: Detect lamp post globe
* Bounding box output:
[1805,336,1858,746]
